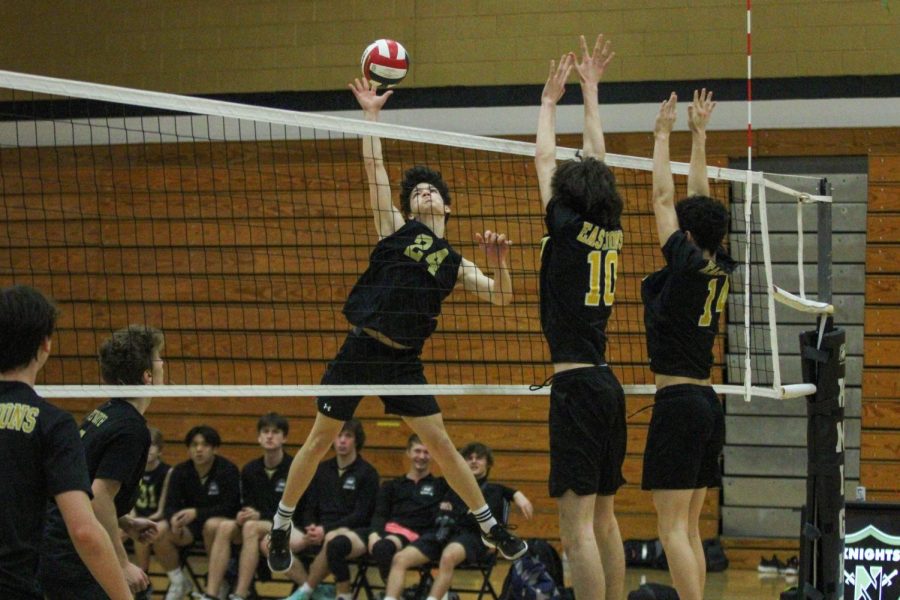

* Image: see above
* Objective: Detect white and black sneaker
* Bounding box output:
[481,524,528,560]
[267,526,294,572]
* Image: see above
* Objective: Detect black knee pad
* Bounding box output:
[326,535,353,582]
[370,538,397,581]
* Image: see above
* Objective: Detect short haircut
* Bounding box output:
[460,441,494,469]
[676,195,730,254]
[399,165,451,219]
[0,285,59,373]
[148,426,164,450]
[551,157,623,229]
[98,325,164,385]
[341,418,366,451]
[257,412,289,436]
[406,433,423,449]
[184,425,221,448]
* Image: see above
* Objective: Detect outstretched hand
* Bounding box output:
[655,92,677,137]
[475,230,511,267]
[349,78,393,114]
[574,34,615,87]
[688,88,716,134]
[541,53,574,106]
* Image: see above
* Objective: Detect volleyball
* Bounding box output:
[360,39,410,87]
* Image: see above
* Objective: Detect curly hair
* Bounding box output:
[98,325,164,385]
[399,165,451,219]
[675,195,730,254]
[551,157,623,229]
[0,285,58,373]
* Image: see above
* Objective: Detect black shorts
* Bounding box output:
[641,384,724,490]
[548,366,626,498]
[41,575,107,600]
[317,328,441,421]
[412,529,491,564]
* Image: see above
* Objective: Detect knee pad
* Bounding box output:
[326,535,353,582]
[370,538,397,581]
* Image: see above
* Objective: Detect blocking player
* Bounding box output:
[0,285,131,600]
[383,442,533,600]
[534,35,627,600]
[40,325,166,600]
[266,78,526,572]
[642,89,734,600]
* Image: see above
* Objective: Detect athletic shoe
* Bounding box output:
[758,554,785,574]
[782,556,799,576]
[481,524,528,560]
[164,576,194,600]
[228,595,248,600]
[267,526,294,572]
[281,588,310,600]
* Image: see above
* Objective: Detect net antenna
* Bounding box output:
[0,69,817,402]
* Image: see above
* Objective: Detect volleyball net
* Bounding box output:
[0,70,829,400]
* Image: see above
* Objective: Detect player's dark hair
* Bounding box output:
[185,424,221,448]
[341,418,366,451]
[407,433,423,449]
[551,157,623,229]
[257,412,289,436]
[99,325,164,385]
[0,285,58,373]
[460,441,494,470]
[676,195,730,254]
[149,426,164,450]
[399,165,451,220]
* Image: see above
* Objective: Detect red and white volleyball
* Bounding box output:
[360,39,410,87]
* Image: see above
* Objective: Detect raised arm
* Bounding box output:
[535,53,574,209]
[574,34,615,160]
[349,78,405,238]
[459,230,513,306]
[687,88,716,197]
[652,93,680,247]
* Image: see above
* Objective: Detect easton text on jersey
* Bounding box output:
[575,222,624,251]
[0,402,39,433]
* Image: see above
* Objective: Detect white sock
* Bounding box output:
[298,583,313,594]
[167,567,184,582]
[427,596,439,600]
[273,500,295,530]
[471,503,498,533]
[383,597,398,600]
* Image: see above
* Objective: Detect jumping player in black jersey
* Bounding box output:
[267,79,526,572]
[535,35,626,600]
[642,89,735,600]
[0,286,131,600]
[40,325,165,600]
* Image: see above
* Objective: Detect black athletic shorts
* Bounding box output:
[641,384,724,490]
[317,328,441,421]
[412,528,491,564]
[41,575,107,600]
[548,366,626,498]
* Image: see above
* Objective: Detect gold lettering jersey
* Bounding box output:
[540,200,623,364]
[642,230,737,378]
[343,220,462,351]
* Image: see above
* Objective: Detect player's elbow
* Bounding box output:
[68,519,104,552]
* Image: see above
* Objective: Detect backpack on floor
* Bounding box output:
[627,582,680,600]
[500,552,562,600]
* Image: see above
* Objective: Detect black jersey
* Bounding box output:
[540,200,623,364]
[642,230,737,379]
[40,399,151,582]
[135,461,171,517]
[164,455,241,523]
[343,220,463,351]
[240,453,293,521]
[369,473,449,534]
[301,456,380,531]
[442,477,516,532]
[0,382,92,600]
